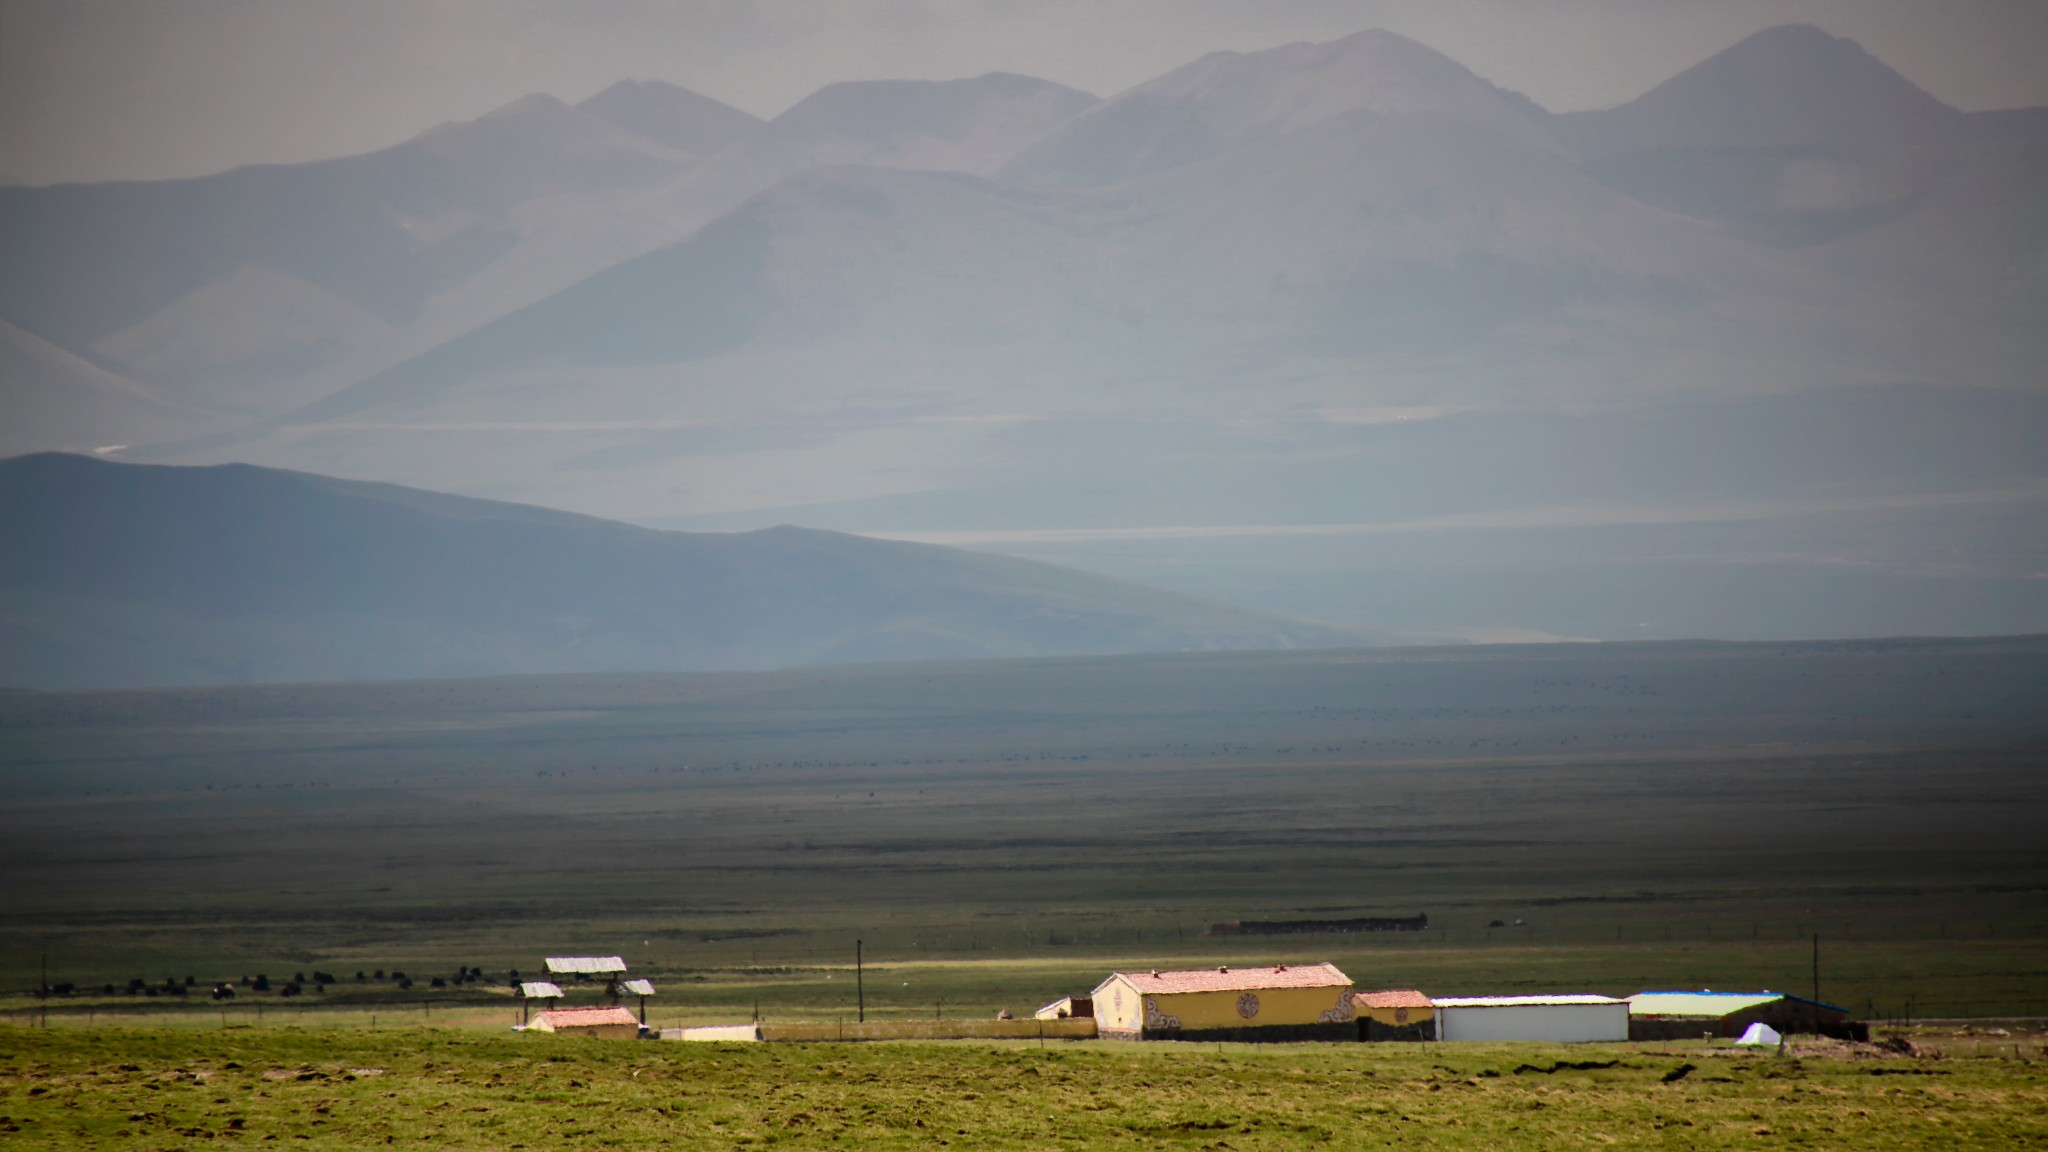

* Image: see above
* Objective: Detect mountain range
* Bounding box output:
[4,23,2045,644]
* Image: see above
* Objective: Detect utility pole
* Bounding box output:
[39,952,48,1029]
[1812,932,1821,1034]
[856,939,865,1024]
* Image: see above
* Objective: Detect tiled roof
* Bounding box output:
[1628,991,1783,1016]
[544,956,627,975]
[1355,988,1434,1009]
[538,1006,639,1028]
[1104,962,1350,995]
[1432,995,1624,1008]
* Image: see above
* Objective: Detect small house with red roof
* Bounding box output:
[530,1005,642,1038]
[1090,963,1354,1041]
[1354,988,1435,1041]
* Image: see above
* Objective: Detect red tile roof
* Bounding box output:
[537,1006,639,1029]
[1110,963,1350,995]
[1355,989,1434,1010]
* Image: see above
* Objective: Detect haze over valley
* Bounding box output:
[6,19,2048,654]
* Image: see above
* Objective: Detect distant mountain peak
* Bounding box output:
[577,80,765,157]
[1000,25,1554,188]
[480,92,574,121]
[1684,22,1949,101]
[410,92,577,142]
[740,72,1097,176]
[1565,22,1956,154]
[773,72,1097,140]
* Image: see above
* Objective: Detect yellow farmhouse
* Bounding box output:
[1091,963,1354,1041]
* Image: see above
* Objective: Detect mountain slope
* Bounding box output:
[0,91,724,423]
[0,94,695,352]
[282,99,1940,434]
[0,453,1369,689]
[0,322,230,457]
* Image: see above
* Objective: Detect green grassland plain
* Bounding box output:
[3,637,2047,1029]
[4,1028,2046,1150]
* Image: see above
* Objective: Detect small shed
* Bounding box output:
[1628,990,1858,1040]
[530,1006,641,1038]
[621,978,656,1026]
[518,981,564,1026]
[1354,989,1435,1041]
[1433,995,1628,1043]
[1034,996,1093,1021]
[1091,963,1354,1041]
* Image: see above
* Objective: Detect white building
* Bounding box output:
[1432,995,1628,1042]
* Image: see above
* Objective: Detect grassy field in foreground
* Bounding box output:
[3,1027,2046,1150]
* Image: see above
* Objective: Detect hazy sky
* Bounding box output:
[5,0,2046,186]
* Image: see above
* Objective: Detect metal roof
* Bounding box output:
[1780,992,1851,1014]
[1432,995,1625,1008]
[1628,991,1784,1017]
[1096,962,1350,996]
[519,981,565,999]
[544,956,627,975]
[621,979,655,997]
[1355,989,1434,1010]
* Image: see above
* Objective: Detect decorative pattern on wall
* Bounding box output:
[1143,997,1181,1031]
[1317,987,1356,1024]
[1236,992,1261,1019]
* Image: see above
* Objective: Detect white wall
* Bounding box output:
[1437,1003,1627,1043]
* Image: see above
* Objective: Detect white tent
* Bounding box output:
[1736,1022,1782,1046]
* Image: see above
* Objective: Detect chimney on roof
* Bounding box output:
[1150,970,1159,977]
[1275,964,1287,972]
[1217,966,1228,973]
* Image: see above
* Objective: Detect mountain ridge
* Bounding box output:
[0,452,1378,689]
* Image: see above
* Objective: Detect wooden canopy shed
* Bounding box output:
[1091,963,1354,1041]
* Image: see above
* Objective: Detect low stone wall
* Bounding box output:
[755,1019,1098,1043]
[1151,1022,1358,1044]
[1364,1019,1436,1042]
[671,1025,763,1042]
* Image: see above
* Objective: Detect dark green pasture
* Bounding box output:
[3,637,2047,1024]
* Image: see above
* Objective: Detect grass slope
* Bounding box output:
[1,1028,2042,1150]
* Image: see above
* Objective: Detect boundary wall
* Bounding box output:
[672,1020,1098,1042]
